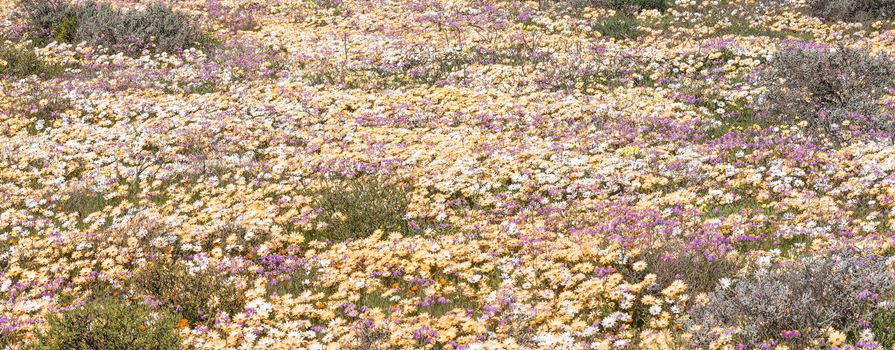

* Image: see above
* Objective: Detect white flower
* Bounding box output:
[601,316,616,328]
[649,305,662,316]
[243,332,258,344]
[246,298,273,315]
[756,256,772,268]
[468,274,482,283]
[719,278,732,290]
[860,328,875,341]
[534,333,563,347]
[580,326,596,336]
[613,339,630,347]
[286,331,304,339]
[257,337,276,348]
[20,299,43,312]
[506,223,519,235]
[566,157,587,167]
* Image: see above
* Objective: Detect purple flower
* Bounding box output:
[782,329,801,339]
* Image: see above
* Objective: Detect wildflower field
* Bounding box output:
[4,0,895,348]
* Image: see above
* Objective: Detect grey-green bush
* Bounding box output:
[21,0,209,54]
[30,297,181,350]
[807,0,895,21]
[687,253,895,347]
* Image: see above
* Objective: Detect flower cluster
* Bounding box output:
[2,0,895,348]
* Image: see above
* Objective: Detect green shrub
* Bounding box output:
[307,176,419,242]
[30,297,180,350]
[537,0,667,13]
[20,0,210,54]
[806,0,895,22]
[608,0,668,12]
[594,14,641,39]
[873,306,895,348]
[129,260,244,325]
[51,14,78,43]
[0,42,67,78]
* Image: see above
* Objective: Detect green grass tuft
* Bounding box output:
[306,176,428,242]
[0,43,68,79]
[594,14,642,39]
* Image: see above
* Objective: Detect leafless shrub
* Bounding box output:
[758,43,895,141]
[349,323,391,350]
[687,253,895,347]
[641,244,739,294]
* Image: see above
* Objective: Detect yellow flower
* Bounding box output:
[177,318,190,328]
[828,329,846,346]
[661,280,687,298]
[633,261,647,272]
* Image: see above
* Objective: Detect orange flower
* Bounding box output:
[315,302,326,309]
[177,318,189,328]
[245,252,253,259]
